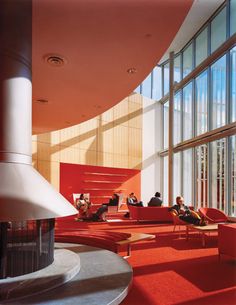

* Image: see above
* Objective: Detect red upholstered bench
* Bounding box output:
[129,205,172,222]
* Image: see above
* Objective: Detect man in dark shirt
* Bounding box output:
[148,192,163,207]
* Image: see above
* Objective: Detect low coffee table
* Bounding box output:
[186,224,219,247]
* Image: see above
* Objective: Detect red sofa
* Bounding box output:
[218,223,236,260]
[129,205,172,222]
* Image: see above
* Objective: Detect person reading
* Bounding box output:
[169,196,207,226]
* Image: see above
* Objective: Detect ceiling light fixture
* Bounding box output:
[127,68,137,74]
[44,54,67,67]
[35,99,49,104]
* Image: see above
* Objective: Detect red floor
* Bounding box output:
[56,215,236,305]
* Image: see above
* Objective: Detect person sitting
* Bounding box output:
[147,192,163,207]
[169,196,206,226]
[75,193,92,220]
[127,192,143,207]
[124,192,143,218]
[108,193,120,206]
[92,193,120,221]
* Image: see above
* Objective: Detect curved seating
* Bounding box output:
[55,229,132,253]
[198,207,228,223]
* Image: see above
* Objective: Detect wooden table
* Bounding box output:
[186,224,219,247]
[116,232,155,257]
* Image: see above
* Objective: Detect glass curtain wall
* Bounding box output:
[173,92,181,145]
[230,135,236,216]
[230,0,236,35]
[174,55,181,83]
[163,156,169,204]
[195,27,208,66]
[173,152,181,201]
[183,82,193,140]
[163,101,169,149]
[196,70,208,135]
[231,46,236,122]
[183,149,193,204]
[211,7,226,53]
[211,55,226,129]
[196,144,208,209]
[150,0,236,216]
[211,139,226,211]
[183,43,193,77]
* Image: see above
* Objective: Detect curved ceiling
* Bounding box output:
[32,0,193,134]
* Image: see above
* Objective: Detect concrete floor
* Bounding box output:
[1,243,133,305]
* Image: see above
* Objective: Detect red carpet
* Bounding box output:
[56,216,236,305]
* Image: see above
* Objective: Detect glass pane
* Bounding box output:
[195,27,208,66]
[173,92,181,145]
[152,66,162,100]
[196,144,208,209]
[163,62,170,95]
[211,55,226,129]
[163,156,169,205]
[183,82,193,140]
[196,70,208,135]
[163,101,169,149]
[134,85,141,94]
[231,46,236,122]
[173,152,181,201]
[211,7,226,53]
[230,135,236,216]
[174,55,181,83]
[183,43,193,78]
[142,72,152,98]
[230,0,236,36]
[211,139,225,212]
[183,149,192,205]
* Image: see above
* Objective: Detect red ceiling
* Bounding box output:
[32,0,193,134]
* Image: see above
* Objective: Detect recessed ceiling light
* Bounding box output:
[43,54,67,67]
[127,68,137,74]
[35,99,49,104]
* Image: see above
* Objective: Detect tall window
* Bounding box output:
[211,139,225,211]
[174,55,181,83]
[231,46,236,123]
[211,7,227,53]
[230,0,236,36]
[173,152,181,201]
[211,55,226,129]
[196,70,208,135]
[183,149,193,204]
[196,144,208,209]
[163,62,170,96]
[163,156,169,205]
[173,92,181,145]
[163,101,169,149]
[230,135,236,216]
[183,43,193,78]
[152,66,162,100]
[195,27,208,66]
[183,82,193,140]
[142,73,152,98]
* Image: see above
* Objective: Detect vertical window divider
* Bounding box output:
[168,52,174,205]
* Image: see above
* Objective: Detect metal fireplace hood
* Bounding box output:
[0,0,77,222]
[0,162,77,222]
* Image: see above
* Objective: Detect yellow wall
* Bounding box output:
[32,94,142,190]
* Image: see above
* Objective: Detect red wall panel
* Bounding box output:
[60,163,141,205]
